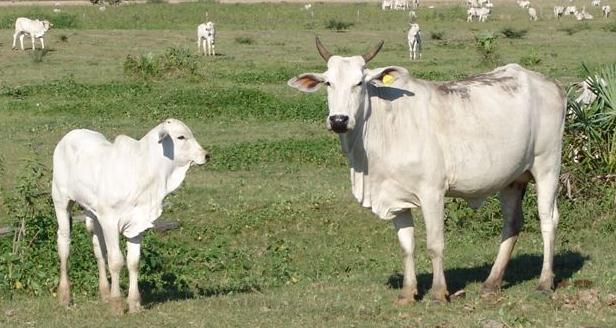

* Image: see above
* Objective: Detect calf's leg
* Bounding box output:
[393,211,417,305]
[85,214,110,302]
[126,234,143,313]
[421,193,448,302]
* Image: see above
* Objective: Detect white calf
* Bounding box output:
[197,21,216,56]
[12,17,52,51]
[528,7,538,21]
[603,5,611,18]
[407,23,422,60]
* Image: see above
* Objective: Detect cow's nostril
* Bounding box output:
[205,153,211,161]
[329,115,350,133]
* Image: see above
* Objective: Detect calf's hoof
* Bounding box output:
[394,294,416,306]
[430,289,449,304]
[109,297,126,315]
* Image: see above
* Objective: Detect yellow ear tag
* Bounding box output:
[382,74,394,85]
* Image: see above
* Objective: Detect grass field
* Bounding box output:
[1,1,616,327]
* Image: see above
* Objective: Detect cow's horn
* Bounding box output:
[362,40,384,63]
[315,37,332,62]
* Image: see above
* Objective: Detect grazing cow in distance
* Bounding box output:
[592,0,601,7]
[564,6,577,16]
[407,23,422,60]
[52,119,209,313]
[603,5,611,18]
[528,7,538,20]
[12,17,52,50]
[554,6,565,18]
[288,38,565,304]
[197,21,216,56]
[517,0,530,9]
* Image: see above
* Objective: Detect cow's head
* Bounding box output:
[288,38,408,134]
[42,20,53,31]
[158,119,209,166]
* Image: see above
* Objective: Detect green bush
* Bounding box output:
[235,36,255,45]
[474,32,500,66]
[520,48,541,66]
[124,48,201,80]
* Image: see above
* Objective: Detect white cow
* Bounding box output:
[12,17,52,51]
[382,0,393,10]
[554,6,565,18]
[477,7,491,21]
[197,21,216,56]
[564,6,577,15]
[529,7,538,20]
[517,0,530,9]
[407,23,422,60]
[602,5,611,17]
[592,0,601,7]
[466,0,479,8]
[52,119,208,313]
[467,7,490,22]
[288,38,565,304]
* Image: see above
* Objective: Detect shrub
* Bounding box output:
[325,19,353,32]
[565,63,616,174]
[474,32,500,66]
[124,48,201,80]
[500,27,527,39]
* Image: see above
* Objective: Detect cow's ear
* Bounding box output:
[158,129,169,144]
[365,66,409,86]
[287,73,326,93]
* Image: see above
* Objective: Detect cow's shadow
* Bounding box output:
[140,276,262,308]
[386,250,587,299]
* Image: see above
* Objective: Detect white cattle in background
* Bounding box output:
[52,119,208,313]
[529,7,538,20]
[468,7,490,22]
[592,0,601,6]
[407,23,422,60]
[564,6,577,15]
[466,0,479,7]
[554,6,565,18]
[288,37,565,305]
[517,0,530,9]
[382,0,393,10]
[197,21,216,56]
[12,17,52,51]
[603,5,611,17]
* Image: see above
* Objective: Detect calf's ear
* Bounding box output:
[158,129,169,143]
[287,73,326,93]
[365,66,410,87]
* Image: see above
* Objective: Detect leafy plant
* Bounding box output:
[565,63,616,174]
[124,48,201,80]
[474,32,500,66]
[520,48,541,66]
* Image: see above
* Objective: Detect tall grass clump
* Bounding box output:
[325,19,353,32]
[474,32,500,66]
[520,48,541,66]
[430,31,444,40]
[124,48,201,80]
[500,27,527,39]
[565,63,616,176]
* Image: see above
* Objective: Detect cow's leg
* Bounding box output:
[421,194,448,302]
[31,35,35,50]
[482,181,527,294]
[12,32,19,50]
[393,211,417,305]
[126,234,143,313]
[52,188,72,307]
[40,38,45,49]
[85,213,110,302]
[212,42,215,56]
[531,165,560,292]
[19,34,25,51]
[102,221,125,314]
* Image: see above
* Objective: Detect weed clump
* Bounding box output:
[235,36,255,45]
[520,48,542,66]
[500,27,527,39]
[474,32,500,66]
[124,48,201,80]
[325,19,353,32]
[430,31,444,40]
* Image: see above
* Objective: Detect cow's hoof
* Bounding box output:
[480,284,500,297]
[128,302,142,314]
[430,290,449,304]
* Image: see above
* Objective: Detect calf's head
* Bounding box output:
[288,38,408,134]
[158,119,209,166]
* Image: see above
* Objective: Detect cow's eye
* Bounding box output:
[177,135,186,140]
[324,81,331,87]
[355,81,363,87]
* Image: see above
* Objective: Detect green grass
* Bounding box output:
[0,1,616,327]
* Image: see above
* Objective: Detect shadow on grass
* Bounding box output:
[386,250,587,299]
[140,276,262,308]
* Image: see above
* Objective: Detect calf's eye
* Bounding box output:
[177,135,186,140]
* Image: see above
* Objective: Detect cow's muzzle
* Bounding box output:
[329,115,349,133]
